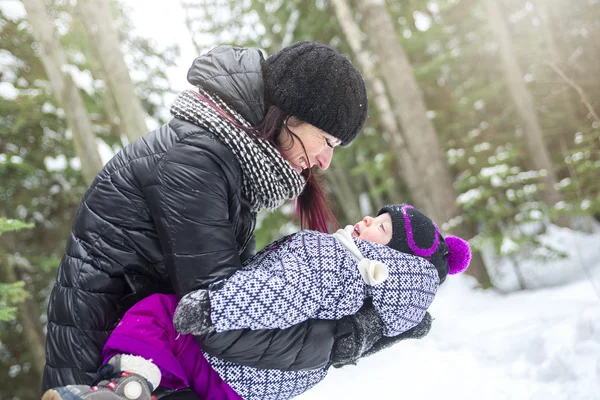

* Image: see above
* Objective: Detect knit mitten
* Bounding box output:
[173,289,214,336]
[329,302,383,368]
[362,312,432,359]
[329,301,432,369]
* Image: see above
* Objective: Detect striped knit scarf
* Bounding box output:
[170,89,306,212]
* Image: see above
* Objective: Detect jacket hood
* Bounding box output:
[187,45,266,126]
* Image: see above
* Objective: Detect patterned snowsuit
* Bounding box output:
[104,230,439,399]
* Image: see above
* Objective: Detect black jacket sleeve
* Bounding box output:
[185,295,431,370]
[144,133,242,296]
[195,304,432,371]
[173,288,339,371]
[239,235,256,263]
[199,318,338,371]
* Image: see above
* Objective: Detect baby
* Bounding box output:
[43,204,470,400]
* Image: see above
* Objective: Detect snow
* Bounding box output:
[60,64,96,96]
[0,1,26,21]
[414,11,432,32]
[456,187,483,205]
[0,48,22,99]
[298,227,600,400]
[42,101,56,114]
[69,156,81,171]
[8,3,600,398]
[0,81,18,100]
[0,49,23,81]
[480,163,509,177]
[484,224,600,291]
[44,155,67,172]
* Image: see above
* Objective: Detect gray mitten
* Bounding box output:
[173,289,214,336]
[329,301,384,368]
[329,300,432,369]
[362,312,432,359]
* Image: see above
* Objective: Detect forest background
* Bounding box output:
[1,0,599,398]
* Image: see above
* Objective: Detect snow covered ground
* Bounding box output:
[299,227,600,400]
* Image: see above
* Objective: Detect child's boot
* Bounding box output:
[41,355,161,400]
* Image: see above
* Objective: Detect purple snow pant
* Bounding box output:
[103,294,242,400]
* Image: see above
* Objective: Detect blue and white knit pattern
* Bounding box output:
[355,239,439,336]
[205,353,327,400]
[210,230,439,337]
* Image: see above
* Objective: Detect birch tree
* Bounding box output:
[21,0,103,184]
[485,0,568,227]
[330,0,431,213]
[354,0,458,226]
[76,0,148,141]
[1,257,45,386]
[533,0,579,132]
[532,0,591,205]
[0,222,44,389]
[328,164,362,223]
[352,0,491,287]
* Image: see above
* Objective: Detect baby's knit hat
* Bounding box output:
[262,41,368,146]
[377,204,471,283]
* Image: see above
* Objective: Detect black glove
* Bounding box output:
[329,300,432,369]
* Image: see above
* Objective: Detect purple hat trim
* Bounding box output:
[401,205,440,258]
[401,204,471,274]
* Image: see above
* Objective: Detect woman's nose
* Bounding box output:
[363,216,373,226]
[315,146,334,170]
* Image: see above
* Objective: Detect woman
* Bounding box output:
[42,41,369,398]
[44,204,467,400]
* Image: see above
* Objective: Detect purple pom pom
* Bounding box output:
[445,236,471,275]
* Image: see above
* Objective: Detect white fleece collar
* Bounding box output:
[332,226,389,286]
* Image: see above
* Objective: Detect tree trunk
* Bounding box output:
[2,261,45,387]
[326,165,362,224]
[22,0,103,184]
[362,173,383,212]
[354,0,458,226]
[485,0,568,227]
[280,6,300,48]
[180,0,205,56]
[87,52,124,141]
[534,0,592,231]
[341,0,491,287]
[330,0,431,213]
[76,0,148,142]
[249,0,283,50]
[534,0,579,132]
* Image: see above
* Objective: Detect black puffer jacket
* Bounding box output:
[42,46,341,391]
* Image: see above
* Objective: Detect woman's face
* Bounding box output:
[277,117,341,172]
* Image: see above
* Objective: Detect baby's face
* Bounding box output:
[351,213,393,245]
